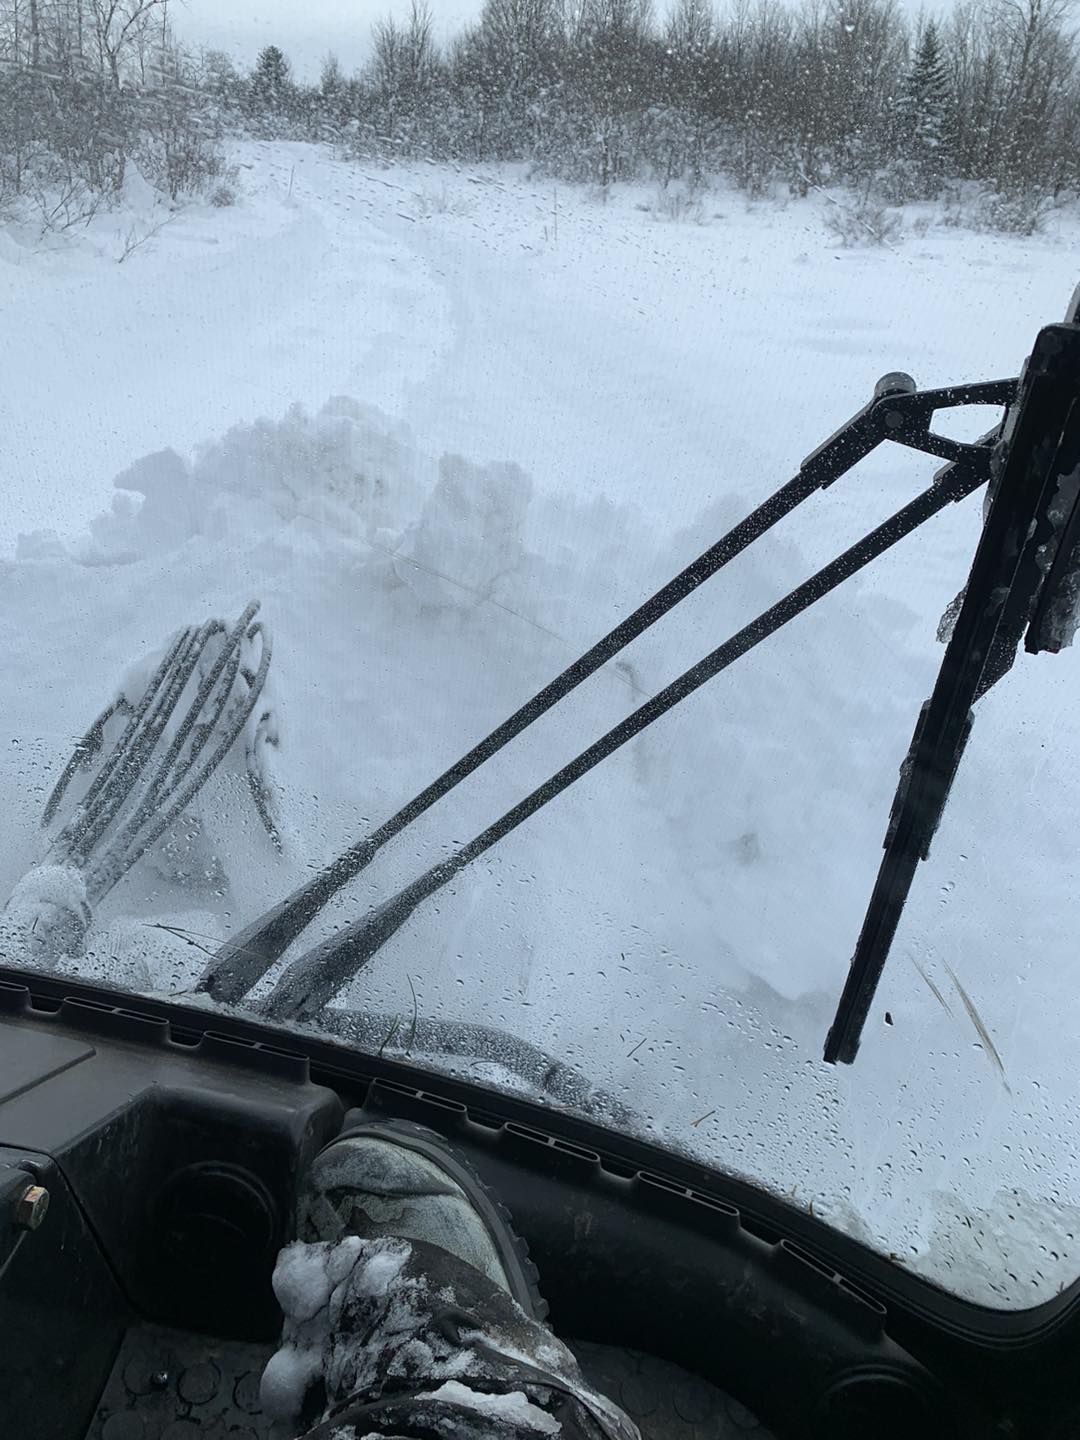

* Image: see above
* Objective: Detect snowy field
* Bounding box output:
[3,141,1080,1308]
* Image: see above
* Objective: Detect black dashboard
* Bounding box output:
[2,965,1079,1439]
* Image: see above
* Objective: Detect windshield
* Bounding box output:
[2,0,1080,1314]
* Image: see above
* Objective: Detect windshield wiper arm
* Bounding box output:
[825,311,1080,1064]
[196,374,1013,1008]
[260,444,995,1022]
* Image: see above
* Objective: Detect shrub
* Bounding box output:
[823,195,903,247]
[940,184,1054,236]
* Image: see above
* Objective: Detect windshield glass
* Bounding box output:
[2,0,1079,1313]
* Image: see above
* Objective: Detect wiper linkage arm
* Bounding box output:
[259,447,998,1022]
[194,364,1018,1023]
[201,371,1014,1005]
[216,374,1019,1025]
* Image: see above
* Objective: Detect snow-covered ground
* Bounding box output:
[3,141,1080,1308]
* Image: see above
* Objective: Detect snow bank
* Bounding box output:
[396,455,533,609]
[74,398,432,566]
[13,394,922,997]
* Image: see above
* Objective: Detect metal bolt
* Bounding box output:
[13,1184,49,1231]
[874,371,917,401]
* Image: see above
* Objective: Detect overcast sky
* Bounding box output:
[172,1,486,80]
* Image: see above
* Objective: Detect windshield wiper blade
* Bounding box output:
[196,375,1013,1007]
[825,313,1080,1064]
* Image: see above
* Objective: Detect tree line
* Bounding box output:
[225,0,1080,221]
[0,0,231,226]
[2,0,1078,234]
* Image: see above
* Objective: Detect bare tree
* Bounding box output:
[89,0,166,86]
[403,0,436,90]
[478,0,566,51]
[666,0,715,52]
[372,15,403,89]
[369,2,440,144]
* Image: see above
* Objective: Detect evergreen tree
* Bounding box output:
[900,20,953,194]
[250,45,293,114]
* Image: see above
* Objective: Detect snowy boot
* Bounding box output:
[261,1116,640,1440]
